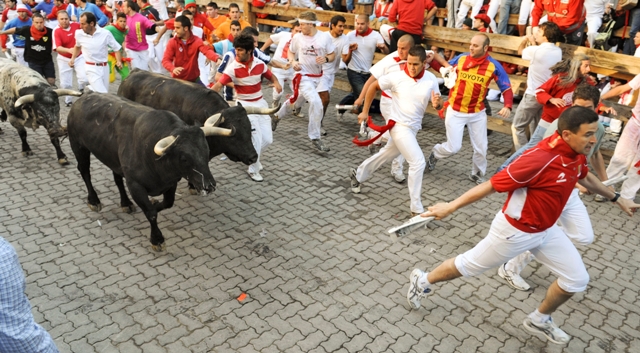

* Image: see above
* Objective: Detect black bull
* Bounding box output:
[67,93,231,251]
[118,70,279,170]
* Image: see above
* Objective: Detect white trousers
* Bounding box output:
[271,67,294,102]
[57,55,88,104]
[126,48,150,71]
[198,53,210,86]
[455,211,590,293]
[146,34,167,74]
[13,47,26,67]
[85,64,110,93]
[487,0,500,33]
[433,107,488,176]
[356,124,426,213]
[505,188,595,275]
[585,14,603,48]
[519,0,533,25]
[606,117,640,200]
[380,96,405,176]
[277,75,323,139]
[456,0,484,28]
[241,99,273,174]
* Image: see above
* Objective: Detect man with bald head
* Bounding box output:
[338,14,388,112]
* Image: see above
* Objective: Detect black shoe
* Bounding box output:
[426,151,438,172]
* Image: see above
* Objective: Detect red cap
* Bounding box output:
[474,14,491,25]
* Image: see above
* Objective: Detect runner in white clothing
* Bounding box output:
[350,46,443,216]
[319,15,348,114]
[260,20,301,107]
[274,11,336,153]
[70,12,122,93]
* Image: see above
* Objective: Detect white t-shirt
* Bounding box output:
[369,51,403,99]
[521,42,562,96]
[323,33,348,75]
[271,31,293,66]
[74,27,121,63]
[290,30,335,76]
[378,69,440,130]
[341,29,384,73]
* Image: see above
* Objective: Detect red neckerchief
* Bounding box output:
[403,63,425,81]
[228,33,234,41]
[393,55,402,62]
[462,52,489,70]
[30,26,46,41]
[113,22,127,33]
[356,27,373,37]
[236,55,253,67]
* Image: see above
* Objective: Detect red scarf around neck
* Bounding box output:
[113,23,127,32]
[30,26,46,41]
[403,63,425,81]
[462,52,489,70]
[356,27,373,37]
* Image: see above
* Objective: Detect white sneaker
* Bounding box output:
[349,168,361,193]
[498,263,531,291]
[248,171,263,182]
[392,172,406,183]
[523,317,571,344]
[407,269,431,309]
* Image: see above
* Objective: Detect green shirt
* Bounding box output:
[104,25,127,51]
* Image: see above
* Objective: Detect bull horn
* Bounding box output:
[54,89,83,97]
[14,94,35,108]
[243,103,281,115]
[201,125,236,137]
[154,136,177,156]
[203,113,223,127]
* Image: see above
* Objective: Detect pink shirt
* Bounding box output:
[125,12,155,51]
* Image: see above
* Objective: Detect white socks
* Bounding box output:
[418,272,431,289]
[529,309,550,325]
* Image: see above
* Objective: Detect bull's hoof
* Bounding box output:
[188,188,198,195]
[22,150,33,157]
[58,157,69,165]
[87,203,102,212]
[121,204,136,213]
[150,198,161,205]
[151,243,166,252]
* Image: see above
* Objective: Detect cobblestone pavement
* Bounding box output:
[0,74,639,353]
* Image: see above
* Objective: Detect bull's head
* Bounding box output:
[15,88,81,138]
[207,104,278,165]
[153,129,216,195]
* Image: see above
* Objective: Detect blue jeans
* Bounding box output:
[347,0,354,11]
[497,0,521,34]
[624,8,640,55]
[339,68,370,106]
[497,121,549,172]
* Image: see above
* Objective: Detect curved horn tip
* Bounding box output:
[54,89,83,97]
[154,136,177,156]
[204,113,223,127]
[14,94,36,108]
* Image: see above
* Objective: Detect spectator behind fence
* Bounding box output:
[388,0,436,52]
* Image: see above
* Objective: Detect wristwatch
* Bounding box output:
[610,192,621,203]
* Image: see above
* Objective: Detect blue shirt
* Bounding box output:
[0,237,59,353]
[3,17,32,48]
[34,1,55,15]
[78,3,108,27]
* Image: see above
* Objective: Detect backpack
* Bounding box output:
[593,19,616,51]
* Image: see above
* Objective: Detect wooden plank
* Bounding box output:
[251,4,357,26]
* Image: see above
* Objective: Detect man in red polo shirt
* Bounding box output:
[53,9,87,106]
[407,106,639,345]
[387,0,436,52]
[162,14,218,84]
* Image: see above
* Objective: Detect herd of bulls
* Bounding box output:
[0,61,279,251]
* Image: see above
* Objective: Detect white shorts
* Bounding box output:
[317,71,336,93]
[455,212,590,293]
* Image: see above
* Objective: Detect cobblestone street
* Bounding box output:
[0,78,638,353]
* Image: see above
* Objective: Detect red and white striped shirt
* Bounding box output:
[219,57,273,102]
